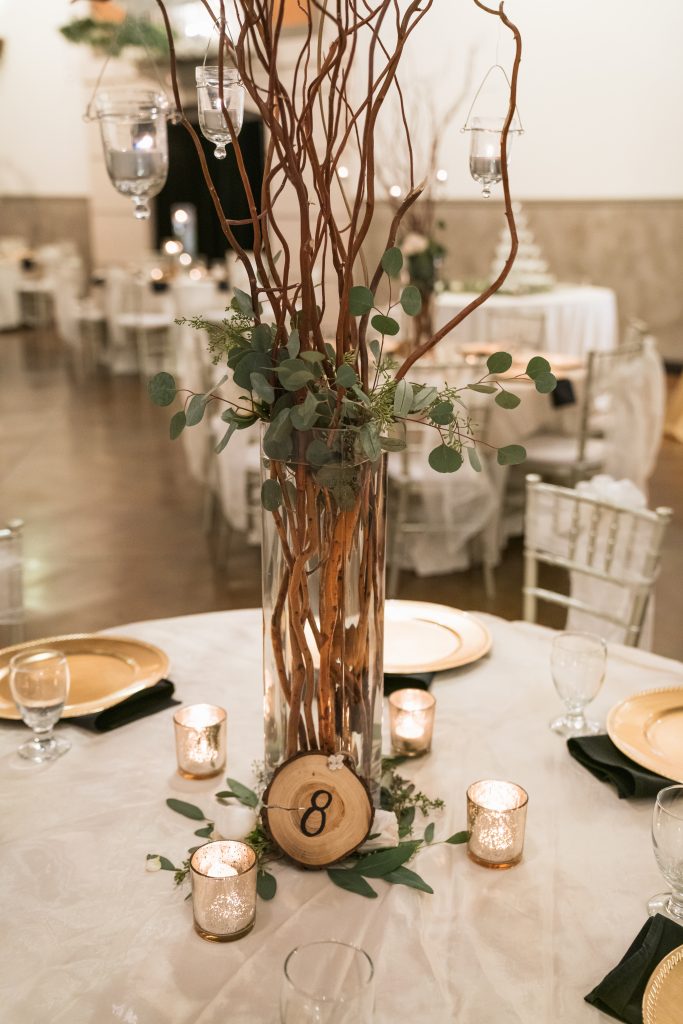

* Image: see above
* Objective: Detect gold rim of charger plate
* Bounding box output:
[0,633,169,720]
[384,600,492,674]
[606,686,683,785]
[643,944,683,1024]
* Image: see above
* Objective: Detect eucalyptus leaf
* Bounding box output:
[148,371,177,407]
[424,822,435,844]
[336,364,357,389]
[225,778,259,808]
[306,439,335,466]
[233,287,254,317]
[327,869,378,898]
[300,350,326,364]
[261,478,283,512]
[379,435,407,453]
[369,339,381,362]
[400,285,422,317]
[233,350,273,391]
[411,385,437,412]
[214,423,237,454]
[371,314,400,337]
[353,845,415,878]
[497,444,527,466]
[257,870,277,900]
[495,390,521,410]
[348,285,375,317]
[351,385,371,407]
[250,372,275,404]
[393,380,414,418]
[467,384,497,395]
[286,329,300,358]
[169,410,186,440]
[398,805,416,837]
[445,830,470,845]
[486,351,513,375]
[360,423,381,462]
[533,371,558,394]
[194,824,214,838]
[186,394,208,427]
[428,444,463,473]
[381,246,403,277]
[467,446,482,473]
[429,400,454,425]
[290,391,318,430]
[525,355,551,379]
[251,323,272,352]
[166,798,206,821]
[384,866,434,894]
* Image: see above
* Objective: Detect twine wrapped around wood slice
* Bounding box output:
[261,751,374,869]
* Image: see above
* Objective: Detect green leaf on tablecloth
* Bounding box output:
[445,830,469,845]
[398,805,415,837]
[257,870,277,900]
[382,246,403,278]
[169,410,186,440]
[486,351,513,374]
[225,778,259,808]
[166,798,206,821]
[327,869,378,898]
[186,394,208,427]
[148,854,177,871]
[497,444,526,466]
[148,371,177,407]
[467,446,482,473]
[187,846,201,856]
[424,822,435,844]
[261,478,283,512]
[385,866,434,894]
[352,844,416,878]
[349,286,375,316]
[400,285,422,317]
[533,371,558,394]
[525,355,551,379]
[194,824,214,838]
[495,390,521,410]
[429,444,463,473]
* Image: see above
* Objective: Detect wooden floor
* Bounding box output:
[1,327,682,660]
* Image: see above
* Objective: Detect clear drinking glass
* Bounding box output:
[468,116,516,198]
[281,941,374,1024]
[196,67,245,159]
[648,785,683,922]
[95,90,169,220]
[549,631,607,736]
[9,649,71,762]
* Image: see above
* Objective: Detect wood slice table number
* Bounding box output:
[261,752,374,868]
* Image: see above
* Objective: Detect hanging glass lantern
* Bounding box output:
[95,90,169,220]
[195,67,245,160]
[462,66,523,199]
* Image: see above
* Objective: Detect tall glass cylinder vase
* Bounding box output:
[261,427,386,802]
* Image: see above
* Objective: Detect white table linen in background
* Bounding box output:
[0,262,21,329]
[434,284,618,357]
[1,609,679,1023]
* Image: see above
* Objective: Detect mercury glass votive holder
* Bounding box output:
[389,688,436,757]
[173,704,226,779]
[466,779,528,869]
[190,840,257,941]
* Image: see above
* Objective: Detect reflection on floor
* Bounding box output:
[1,328,682,659]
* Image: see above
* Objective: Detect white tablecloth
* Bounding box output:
[2,608,681,1022]
[434,285,618,356]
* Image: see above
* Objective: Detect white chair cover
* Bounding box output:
[0,263,21,329]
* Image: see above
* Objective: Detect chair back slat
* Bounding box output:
[0,519,25,646]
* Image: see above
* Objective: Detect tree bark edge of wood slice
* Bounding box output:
[261,751,374,869]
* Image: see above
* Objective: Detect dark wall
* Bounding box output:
[154,113,264,260]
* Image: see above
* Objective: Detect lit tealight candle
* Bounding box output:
[173,703,227,779]
[190,840,257,941]
[389,688,436,757]
[466,780,528,869]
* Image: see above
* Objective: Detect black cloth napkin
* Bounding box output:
[551,377,576,407]
[567,735,673,799]
[384,671,434,697]
[585,914,683,1023]
[72,678,179,733]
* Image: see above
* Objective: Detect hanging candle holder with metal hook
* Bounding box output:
[195,22,245,160]
[462,64,524,198]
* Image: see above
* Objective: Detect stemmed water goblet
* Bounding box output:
[9,648,71,762]
[280,940,374,1023]
[648,785,683,922]
[549,631,607,736]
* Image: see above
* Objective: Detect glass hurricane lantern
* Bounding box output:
[196,66,245,160]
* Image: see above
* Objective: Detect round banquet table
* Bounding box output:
[434,284,618,356]
[2,608,682,1023]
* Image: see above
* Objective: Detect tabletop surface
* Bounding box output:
[2,608,682,1023]
[436,283,616,306]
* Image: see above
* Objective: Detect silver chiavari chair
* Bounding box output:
[523,474,672,647]
[0,519,25,647]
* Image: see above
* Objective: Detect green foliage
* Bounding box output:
[428,445,463,473]
[59,16,168,57]
[371,314,400,337]
[257,870,277,900]
[497,444,527,466]
[400,285,422,317]
[486,351,513,375]
[224,778,260,808]
[349,286,375,316]
[169,411,186,440]
[327,869,378,898]
[495,390,521,410]
[185,394,208,426]
[148,372,177,407]
[381,247,404,277]
[261,479,283,511]
[446,831,470,845]
[336,364,357,388]
[166,798,206,821]
[393,380,414,418]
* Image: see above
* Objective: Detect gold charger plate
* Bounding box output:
[384,600,492,674]
[643,944,683,1024]
[0,634,170,720]
[606,687,683,784]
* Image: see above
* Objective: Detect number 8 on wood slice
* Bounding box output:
[261,751,374,868]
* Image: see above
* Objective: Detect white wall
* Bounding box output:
[0,0,89,196]
[391,0,683,200]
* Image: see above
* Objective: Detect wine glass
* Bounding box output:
[468,116,516,198]
[549,631,606,736]
[648,785,683,922]
[281,941,374,1023]
[196,66,245,160]
[9,649,71,762]
[95,90,169,220]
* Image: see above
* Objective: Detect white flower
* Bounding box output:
[212,803,258,841]
[327,754,345,771]
[401,232,429,257]
[359,809,400,851]
[145,856,162,872]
